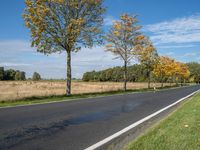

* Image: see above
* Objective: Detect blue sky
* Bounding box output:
[0,0,200,78]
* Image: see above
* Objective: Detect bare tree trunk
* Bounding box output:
[66,50,71,95]
[124,61,127,91]
[147,70,151,89]
[161,73,164,88]
[161,81,164,88]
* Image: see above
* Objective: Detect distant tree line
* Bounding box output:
[0,67,26,81]
[82,62,200,84]
[0,67,42,81]
[83,65,148,82]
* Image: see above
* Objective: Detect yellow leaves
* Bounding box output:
[121,14,129,21]
[125,27,133,32]
[105,13,143,62]
[51,0,65,4]
[25,0,33,7]
[66,18,86,44]
[105,44,114,51]
[136,35,145,41]
[114,22,122,30]
[88,0,101,5]
[106,44,113,48]
[177,63,190,79]
[109,14,141,43]
[153,56,173,78]
[153,56,190,81]
[113,31,120,36]
[120,13,135,22]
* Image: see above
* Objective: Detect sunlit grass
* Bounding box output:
[0,84,179,107]
[125,91,200,150]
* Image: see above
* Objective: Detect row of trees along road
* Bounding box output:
[153,56,190,88]
[82,60,192,85]
[23,0,191,95]
[105,14,159,90]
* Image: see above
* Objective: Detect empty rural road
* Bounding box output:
[0,85,200,150]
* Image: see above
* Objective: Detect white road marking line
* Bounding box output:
[84,89,200,150]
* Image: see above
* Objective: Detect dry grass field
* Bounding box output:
[0,81,173,101]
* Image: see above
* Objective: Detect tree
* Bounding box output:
[4,69,16,80]
[153,56,174,88]
[20,72,26,80]
[186,62,200,83]
[0,67,4,80]
[15,71,26,81]
[24,0,105,95]
[32,72,41,81]
[105,14,144,91]
[136,37,158,88]
[15,71,21,81]
[175,62,190,85]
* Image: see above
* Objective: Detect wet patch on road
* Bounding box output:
[0,100,142,149]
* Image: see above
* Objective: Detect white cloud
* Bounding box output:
[0,40,33,52]
[0,40,124,78]
[165,52,175,56]
[183,52,197,57]
[145,14,200,45]
[104,15,116,26]
[156,44,197,49]
[0,62,31,67]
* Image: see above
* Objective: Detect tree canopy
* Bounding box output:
[32,72,41,81]
[24,0,105,53]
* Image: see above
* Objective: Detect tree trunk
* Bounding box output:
[66,50,71,95]
[161,73,164,88]
[161,81,164,88]
[124,61,127,91]
[147,70,151,89]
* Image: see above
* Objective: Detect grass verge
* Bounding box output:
[0,85,184,107]
[124,91,200,150]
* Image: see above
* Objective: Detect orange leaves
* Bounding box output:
[113,22,122,30]
[66,18,86,44]
[135,35,145,41]
[175,63,190,79]
[153,56,174,78]
[120,13,137,23]
[25,0,33,7]
[105,14,143,62]
[153,56,190,81]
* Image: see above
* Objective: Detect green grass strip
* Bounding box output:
[125,91,200,150]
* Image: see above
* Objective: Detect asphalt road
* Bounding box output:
[0,85,200,150]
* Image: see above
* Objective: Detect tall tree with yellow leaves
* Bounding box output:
[105,14,144,91]
[174,62,190,85]
[153,56,190,87]
[136,37,158,88]
[153,56,175,88]
[23,0,105,95]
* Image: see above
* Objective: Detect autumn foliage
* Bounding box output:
[24,0,105,95]
[153,56,190,87]
[105,14,144,91]
[23,0,192,93]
